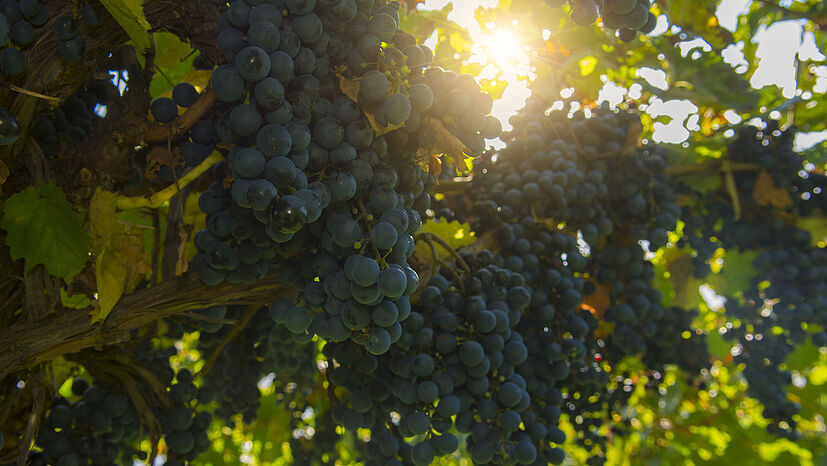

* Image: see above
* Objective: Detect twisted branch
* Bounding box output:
[0,272,295,378]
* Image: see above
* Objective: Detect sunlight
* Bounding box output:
[487,29,520,65]
[474,29,529,72]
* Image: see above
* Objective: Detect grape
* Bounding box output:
[367,12,397,42]
[366,327,391,354]
[218,28,245,59]
[288,0,316,15]
[172,83,199,107]
[150,97,179,123]
[328,171,357,202]
[371,300,398,327]
[81,5,101,26]
[226,0,251,28]
[235,46,271,82]
[313,116,344,150]
[285,305,312,333]
[411,441,435,465]
[0,14,8,46]
[378,267,407,299]
[212,66,245,103]
[12,20,33,45]
[459,341,484,366]
[370,222,398,250]
[293,13,323,44]
[409,84,434,112]
[257,123,292,158]
[0,107,21,145]
[270,195,308,234]
[230,103,263,136]
[278,29,301,57]
[570,0,599,25]
[249,4,283,26]
[247,21,281,52]
[53,15,77,39]
[1,47,24,74]
[359,70,389,102]
[344,255,380,287]
[247,179,278,210]
[606,0,637,15]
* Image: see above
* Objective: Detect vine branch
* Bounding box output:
[116,151,224,210]
[143,89,218,143]
[0,272,295,378]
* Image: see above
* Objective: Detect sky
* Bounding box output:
[419,0,827,150]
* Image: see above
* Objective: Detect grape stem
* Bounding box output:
[665,160,760,177]
[5,84,60,101]
[115,151,224,210]
[415,232,471,273]
[194,305,260,380]
[143,88,218,143]
[178,311,238,325]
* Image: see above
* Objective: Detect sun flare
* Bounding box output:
[473,28,531,76]
[486,30,520,64]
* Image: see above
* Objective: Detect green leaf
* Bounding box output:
[707,249,760,297]
[60,287,91,310]
[99,0,152,53]
[149,32,209,98]
[0,183,91,282]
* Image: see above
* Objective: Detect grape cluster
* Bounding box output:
[30,78,115,158]
[383,67,502,162]
[195,304,321,427]
[465,101,712,462]
[145,82,216,182]
[544,0,657,41]
[681,124,827,275]
[321,250,567,465]
[192,0,459,345]
[159,370,213,464]
[0,0,49,76]
[473,101,680,248]
[53,2,102,62]
[29,378,145,465]
[676,124,827,437]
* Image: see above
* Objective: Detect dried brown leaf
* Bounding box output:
[752,170,793,209]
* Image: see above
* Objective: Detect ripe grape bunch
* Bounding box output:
[30,78,116,158]
[322,250,567,465]
[545,0,657,41]
[677,123,827,438]
[191,0,503,363]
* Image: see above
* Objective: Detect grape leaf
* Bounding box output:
[99,0,152,53]
[89,189,152,323]
[0,183,91,282]
[413,218,476,264]
[752,170,793,209]
[60,287,91,310]
[707,249,760,298]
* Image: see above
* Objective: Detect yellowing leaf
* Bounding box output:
[89,189,152,323]
[427,117,471,170]
[100,0,152,53]
[337,73,405,136]
[413,218,476,264]
[752,170,793,209]
[579,56,597,76]
[582,279,610,318]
